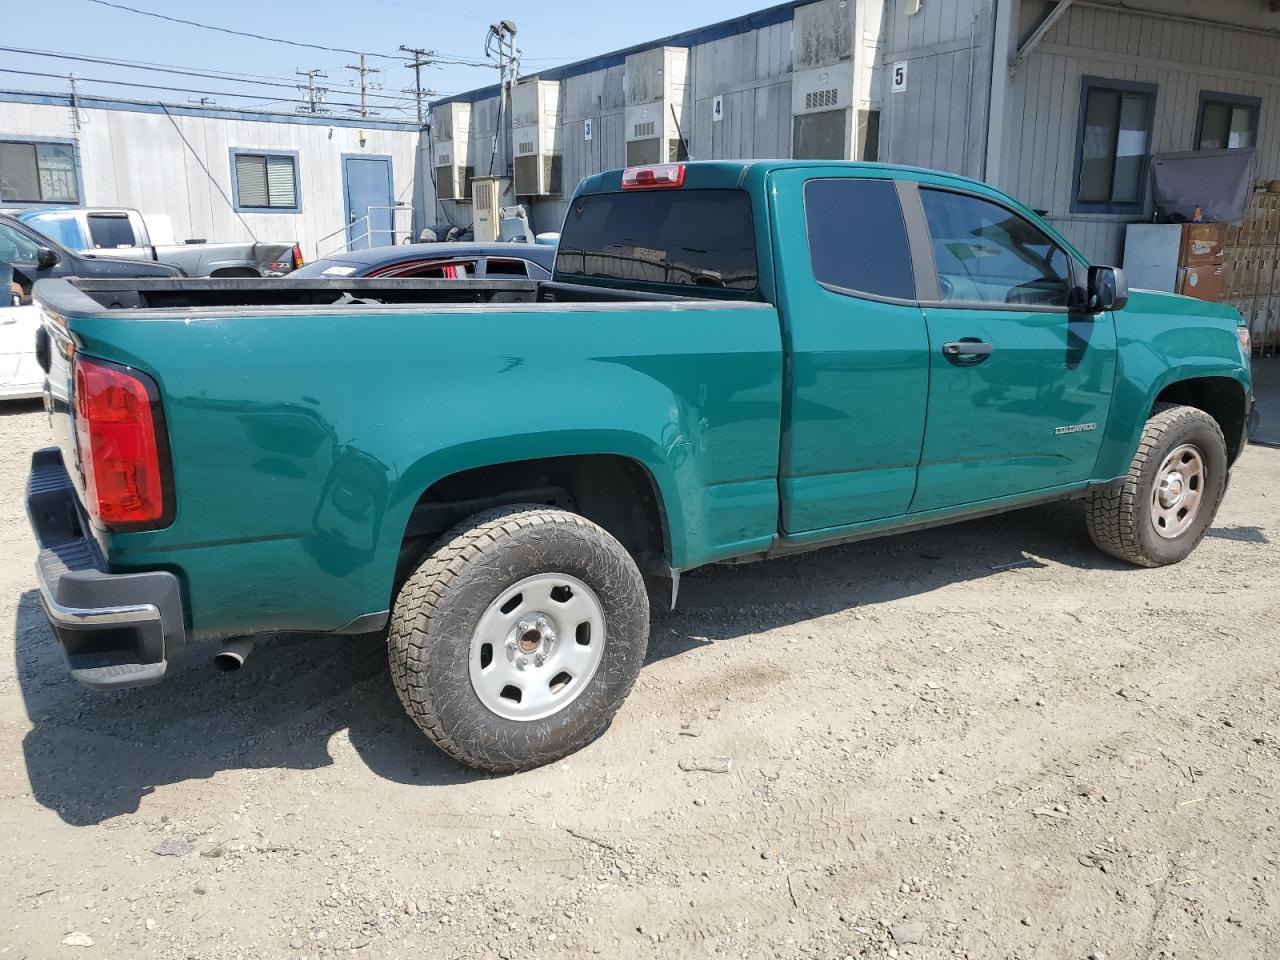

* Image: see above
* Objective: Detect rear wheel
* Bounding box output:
[1085,404,1227,567]
[388,505,649,773]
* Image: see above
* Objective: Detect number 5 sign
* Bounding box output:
[891,61,908,93]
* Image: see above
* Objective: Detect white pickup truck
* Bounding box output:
[13,207,302,278]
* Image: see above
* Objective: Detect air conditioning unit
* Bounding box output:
[790,0,879,161]
[431,102,473,201]
[511,79,563,197]
[471,176,515,242]
[624,46,690,166]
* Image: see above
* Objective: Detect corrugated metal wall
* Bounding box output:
[879,0,994,180]
[0,98,419,260]
[1003,0,1280,264]
[427,18,796,236]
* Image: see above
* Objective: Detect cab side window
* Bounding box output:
[0,222,41,266]
[804,178,915,300]
[919,189,1072,308]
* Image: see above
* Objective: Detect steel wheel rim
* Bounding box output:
[468,573,606,722]
[1150,443,1206,540]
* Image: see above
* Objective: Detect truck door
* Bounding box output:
[906,184,1117,513]
[770,170,930,533]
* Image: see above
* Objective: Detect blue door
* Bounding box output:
[342,156,394,250]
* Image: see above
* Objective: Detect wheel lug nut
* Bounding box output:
[534,653,545,666]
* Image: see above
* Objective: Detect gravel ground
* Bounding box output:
[1,400,1278,960]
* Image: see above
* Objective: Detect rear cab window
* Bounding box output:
[87,214,137,250]
[554,188,758,296]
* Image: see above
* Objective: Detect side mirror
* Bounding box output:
[36,246,60,270]
[1087,265,1128,313]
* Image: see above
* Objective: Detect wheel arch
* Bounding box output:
[208,265,262,278]
[1152,374,1249,463]
[387,442,683,594]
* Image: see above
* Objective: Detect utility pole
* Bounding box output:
[484,20,519,176]
[296,68,329,114]
[398,46,434,126]
[344,54,380,118]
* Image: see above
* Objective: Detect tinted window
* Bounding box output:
[485,258,528,277]
[87,214,137,249]
[555,188,757,292]
[805,179,914,300]
[920,189,1072,307]
[392,261,473,279]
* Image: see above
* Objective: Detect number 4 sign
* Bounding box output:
[891,61,908,93]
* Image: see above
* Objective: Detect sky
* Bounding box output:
[1,0,774,122]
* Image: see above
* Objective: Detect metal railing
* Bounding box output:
[315,205,415,260]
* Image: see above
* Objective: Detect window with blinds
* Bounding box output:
[232,152,299,210]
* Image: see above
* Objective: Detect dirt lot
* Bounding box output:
[2,400,1278,960]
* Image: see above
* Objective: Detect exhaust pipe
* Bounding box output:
[213,637,255,672]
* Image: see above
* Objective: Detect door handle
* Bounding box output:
[942,340,993,365]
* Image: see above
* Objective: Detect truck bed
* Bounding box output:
[35,276,710,316]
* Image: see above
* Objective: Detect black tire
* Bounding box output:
[388,505,649,773]
[1085,403,1227,567]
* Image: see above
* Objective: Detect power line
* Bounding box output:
[0,44,302,85]
[0,45,416,104]
[82,0,409,62]
[0,67,416,117]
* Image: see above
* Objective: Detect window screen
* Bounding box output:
[233,152,299,209]
[804,179,914,300]
[0,140,79,203]
[555,188,758,292]
[920,189,1072,308]
[1076,82,1155,207]
[87,214,137,249]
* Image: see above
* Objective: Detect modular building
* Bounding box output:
[425,0,1280,268]
[0,90,422,259]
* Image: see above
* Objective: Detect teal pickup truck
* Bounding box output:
[27,161,1253,772]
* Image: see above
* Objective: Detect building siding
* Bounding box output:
[1000,0,1280,263]
[880,0,994,179]
[0,97,420,260]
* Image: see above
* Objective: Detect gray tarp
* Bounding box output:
[1150,148,1257,225]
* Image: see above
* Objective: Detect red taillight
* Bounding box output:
[292,244,305,269]
[621,163,685,190]
[74,357,170,528]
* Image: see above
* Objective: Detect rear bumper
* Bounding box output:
[26,447,185,690]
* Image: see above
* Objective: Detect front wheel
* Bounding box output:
[388,505,649,773]
[1085,404,1228,567]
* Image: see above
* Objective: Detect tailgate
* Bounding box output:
[37,307,85,508]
